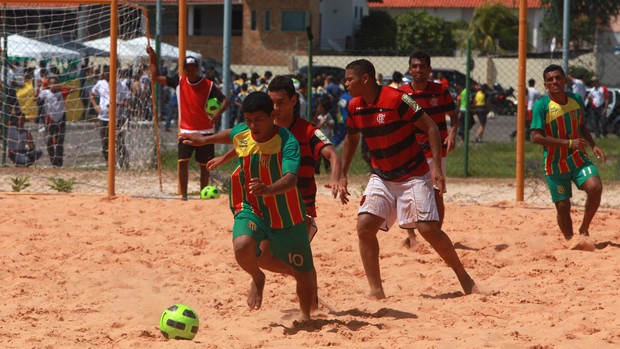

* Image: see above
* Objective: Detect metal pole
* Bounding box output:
[109,0,119,197]
[516,0,528,202]
[562,0,570,75]
[306,21,313,122]
[222,0,232,129]
[463,39,472,177]
[154,0,162,169]
[1,27,7,166]
[177,0,186,195]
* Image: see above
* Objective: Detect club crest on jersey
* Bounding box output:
[430,98,438,107]
[377,113,386,124]
[402,94,422,112]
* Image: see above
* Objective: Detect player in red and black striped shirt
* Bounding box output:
[399,51,458,248]
[340,59,477,299]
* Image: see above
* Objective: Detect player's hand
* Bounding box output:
[432,165,445,196]
[338,176,350,205]
[592,145,607,164]
[210,112,222,125]
[94,105,102,115]
[146,46,155,59]
[569,137,588,151]
[249,178,271,196]
[324,179,340,199]
[445,133,457,153]
[181,133,207,146]
[207,156,226,171]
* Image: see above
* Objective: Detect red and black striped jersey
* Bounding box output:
[399,82,455,158]
[288,116,332,217]
[347,86,429,182]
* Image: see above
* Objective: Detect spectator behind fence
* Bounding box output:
[313,99,335,174]
[7,114,43,167]
[36,76,72,167]
[587,76,609,138]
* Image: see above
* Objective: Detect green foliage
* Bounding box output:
[470,3,519,55]
[48,177,75,193]
[541,0,620,47]
[395,11,456,55]
[569,65,594,81]
[446,138,619,181]
[10,175,31,192]
[355,10,397,52]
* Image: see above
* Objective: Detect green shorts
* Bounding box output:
[233,211,314,272]
[546,161,599,203]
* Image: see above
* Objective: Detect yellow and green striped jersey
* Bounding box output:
[531,93,590,175]
[229,123,306,228]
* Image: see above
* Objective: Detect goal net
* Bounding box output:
[0,1,187,196]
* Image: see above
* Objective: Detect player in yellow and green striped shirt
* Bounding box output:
[531,64,607,244]
[183,91,316,321]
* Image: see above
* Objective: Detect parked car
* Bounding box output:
[298,65,345,81]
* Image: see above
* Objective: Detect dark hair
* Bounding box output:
[242,92,274,115]
[392,71,403,83]
[409,51,431,67]
[345,59,376,81]
[528,78,535,87]
[543,64,564,80]
[268,76,296,98]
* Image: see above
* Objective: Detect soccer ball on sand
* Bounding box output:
[159,304,199,340]
[205,97,221,115]
[200,185,221,199]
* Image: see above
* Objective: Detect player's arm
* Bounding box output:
[146,46,168,86]
[580,123,606,163]
[209,86,232,125]
[339,130,359,205]
[182,129,232,146]
[207,147,237,171]
[414,112,445,193]
[249,172,297,196]
[446,109,458,153]
[319,144,343,200]
[89,89,101,115]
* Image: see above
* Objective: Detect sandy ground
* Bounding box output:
[2,180,620,348]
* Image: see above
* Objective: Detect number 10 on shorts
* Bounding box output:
[288,253,304,266]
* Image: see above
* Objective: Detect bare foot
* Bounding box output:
[458,275,476,295]
[247,271,265,310]
[469,282,499,296]
[402,237,417,250]
[367,288,386,300]
[566,235,596,252]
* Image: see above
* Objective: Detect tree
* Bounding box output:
[541,0,620,48]
[469,3,519,55]
[354,10,397,52]
[395,11,456,55]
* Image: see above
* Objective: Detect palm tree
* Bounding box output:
[470,3,519,55]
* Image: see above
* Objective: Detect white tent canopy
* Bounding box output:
[83,36,202,60]
[125,37,202,60]
[3,34,80,60]
[82,37,143,59]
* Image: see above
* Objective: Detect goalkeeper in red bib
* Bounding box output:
[147,46,231,200]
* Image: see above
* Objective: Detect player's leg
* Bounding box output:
[357,213,387,299]
[416,222,475,294]
[99,120,109,162]
[268,222,316,319]
[195,141,214,190]
[546,173,574,240]
[56,117,66,167]
[401,173,475,294]
[357,175,394,299]
[177,139,194,200]
[575,164,603,236]
[232,215,268,310]
[402,228,417,249]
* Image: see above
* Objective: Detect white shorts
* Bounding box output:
[359,173,439,231]
[427,157,447,193]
